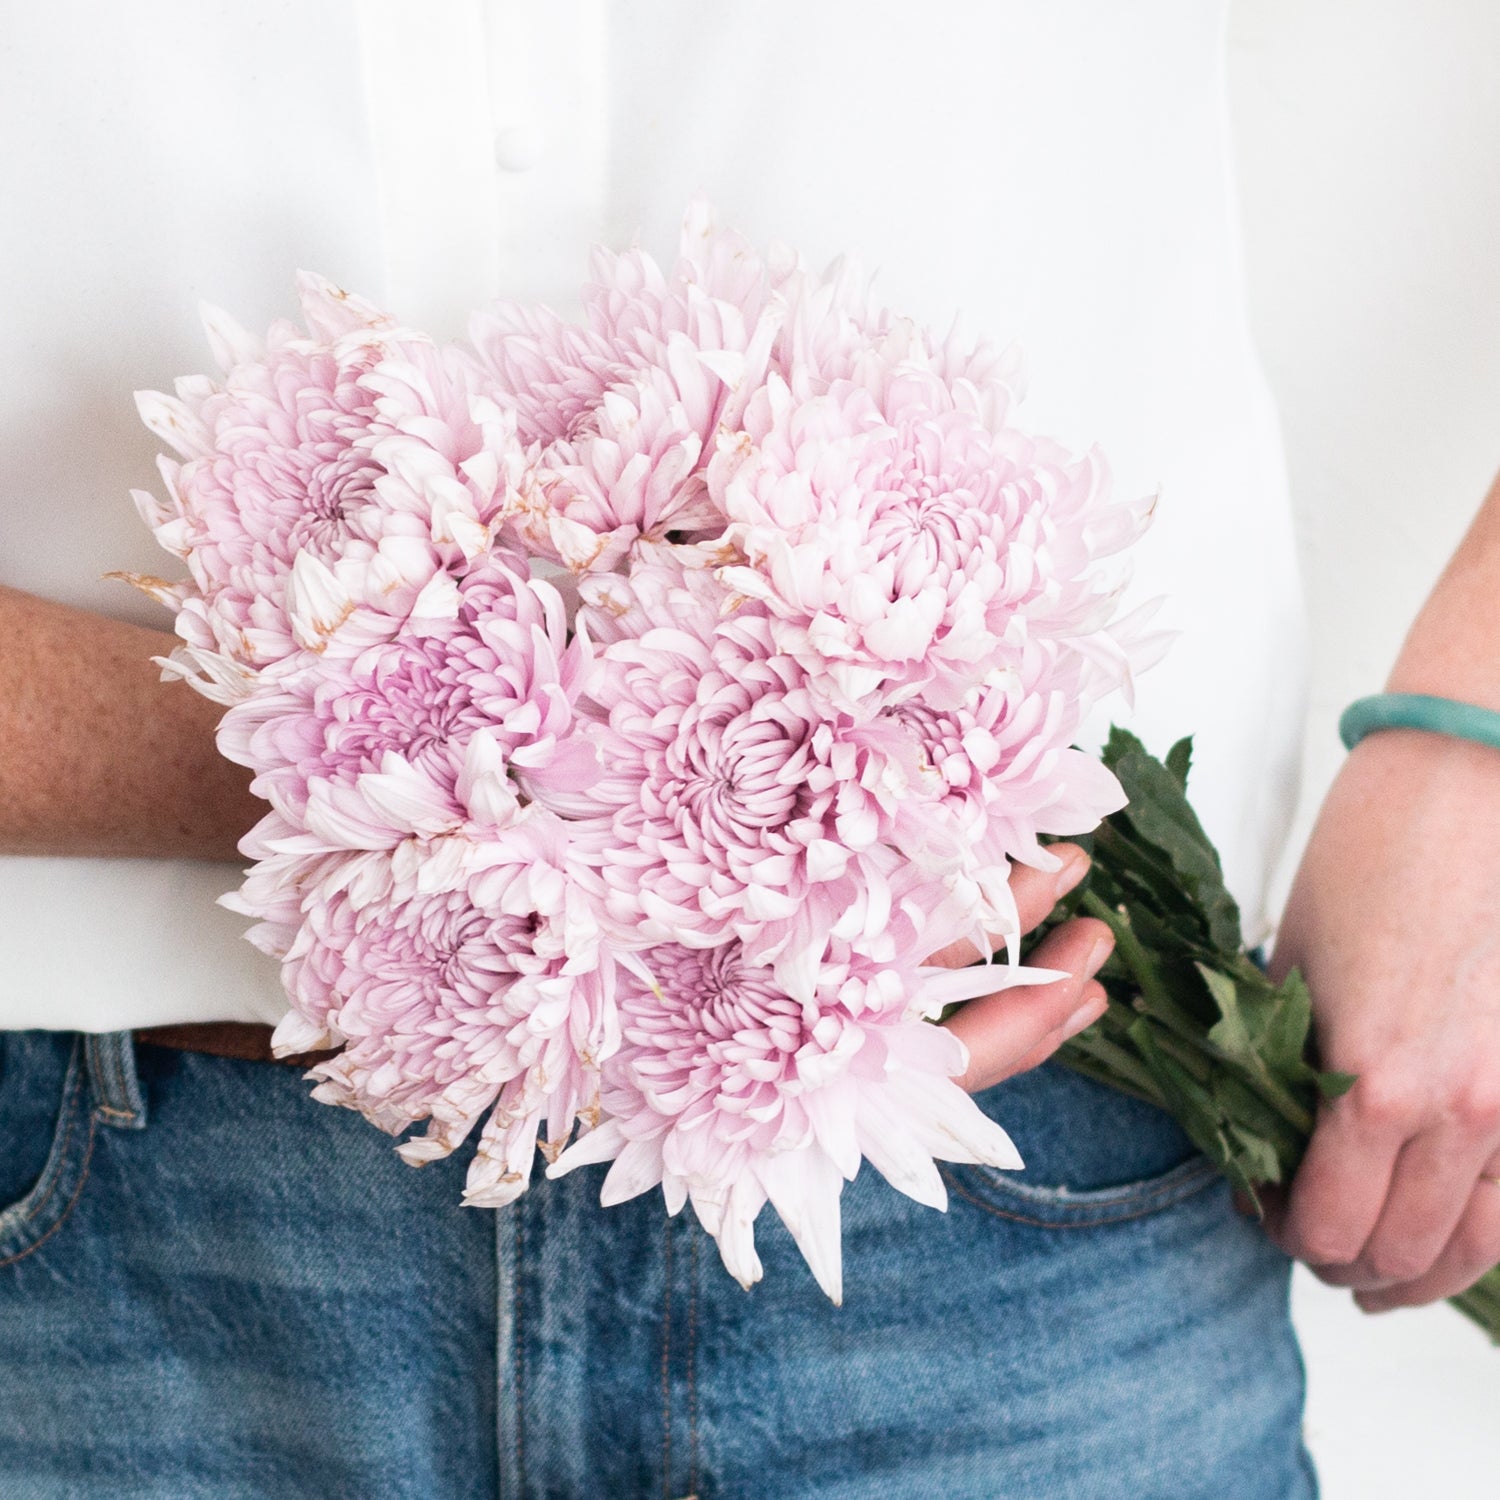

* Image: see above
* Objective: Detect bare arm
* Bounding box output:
[0,585,258,859]
[1387,467,1500,706]
[1269,466,1500,1310]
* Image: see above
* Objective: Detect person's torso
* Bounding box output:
[0,0,1302,1028]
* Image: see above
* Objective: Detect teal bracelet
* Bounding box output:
[1339,693,1500,754]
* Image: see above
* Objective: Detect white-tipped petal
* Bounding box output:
[199,301,264,372]
[599,1136,666,1207]
[856,1096,949,1211]
[270,1009,336,1058]
[286,551,355,653]
[700,1176,768,1292]
[759,1149,845,1305]
[134,389,213,459]
[547,1118,627,1178]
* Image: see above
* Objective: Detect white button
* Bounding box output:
[493,124,546,174]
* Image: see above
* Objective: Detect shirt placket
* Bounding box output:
[481,0,611,316]
[354,0,503,335]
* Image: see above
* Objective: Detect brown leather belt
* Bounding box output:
[133,1022,338,1070]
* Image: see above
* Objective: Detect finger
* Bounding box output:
[1354,1176,1500,1313]
[994,980,1108,1081]
[1010,846,1090,935]
[943,917,1113,1093]
[1274,1086,1406,1269]
[1348,1129,1495,1289]
[924,845,1090,970]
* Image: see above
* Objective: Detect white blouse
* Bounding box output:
[0,0,1304,1030]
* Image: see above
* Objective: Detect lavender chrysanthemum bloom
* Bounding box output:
[471,199,782,571]
[122,204,1168,1300]
[548,888,1057,1301]
[128,274,521,697]
[254,812,618,1207]
[828,657,1132,934]
[217,555,600,852]
[711,357,1155,716]
[572,551,916,1003]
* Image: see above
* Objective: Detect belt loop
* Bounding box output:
[84,1031,148,1131]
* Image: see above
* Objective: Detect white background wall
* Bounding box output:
[1227,2,1500,1493]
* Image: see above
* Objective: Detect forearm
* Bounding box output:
[0,585,258,859]
[1385,467,1500,705]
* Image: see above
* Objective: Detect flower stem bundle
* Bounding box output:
[1048,729,1500,1342]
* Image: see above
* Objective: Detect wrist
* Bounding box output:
[1339,718,1500,816]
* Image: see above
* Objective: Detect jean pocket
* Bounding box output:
[0,1034,101,1267]
[940,1060,1222,1229]
[942,1152,1221,1229]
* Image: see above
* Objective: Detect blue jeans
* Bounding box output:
[0,1030,1316,1499]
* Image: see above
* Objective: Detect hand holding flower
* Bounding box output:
[1267,729,1500,1312]
[935,845,1115,1094]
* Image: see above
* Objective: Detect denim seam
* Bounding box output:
[660,1219,674,1500]
[514,1207,526,1496]
[105,1034,125,1116]
[687,1227,700,1500]
[0,1046,98,1268]
[494,1204,521,1500]
[107,1032,131,1125]
[940,1158,1220,1228]
[957,1151,1220,1210]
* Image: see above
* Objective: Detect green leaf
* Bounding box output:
[1225,1123,1284,1186]
[1103,729,1243,953]
[1202,964,1322,1079]
[1041,730,1500,1342]
[1317,1070,1358,1101]
[1165,736,1193,790]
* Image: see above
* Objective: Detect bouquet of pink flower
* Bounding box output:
[122,202,1160,1302]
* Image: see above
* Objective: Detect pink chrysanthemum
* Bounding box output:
[128,274,520,695]
[257,810,618,1207]
[472,200,782,571]
[826,657,1131,932]
[711,358,1153,714]
[548,890,1052,1300]
[572,551,922,1003]
[217,555,599,851]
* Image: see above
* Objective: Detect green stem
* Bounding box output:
[1079,891,1178,1016]
[1080,890,1317,1136]
[1451,1267,1500,1343]
[1057,1020,1168,1108]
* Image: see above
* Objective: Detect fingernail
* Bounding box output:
[1055,846,1090,895]
[1063,995,1107,1038]
[1084,933,1114,975]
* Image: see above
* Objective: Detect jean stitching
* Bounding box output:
[940,1159,1219,1228]
[2,1043,86,1233]
[104,1034,127,1118]
[957,1150,1218,1206]
[957,1151,1219,1211]
[0,1120,98,1270]
[106,1031,141,1126]
[661,1219,674,1500]
[687,1227,699,1500]
[514,1207,526,1496]
[0,1051,97,1269]
[85,1033,139,1130]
